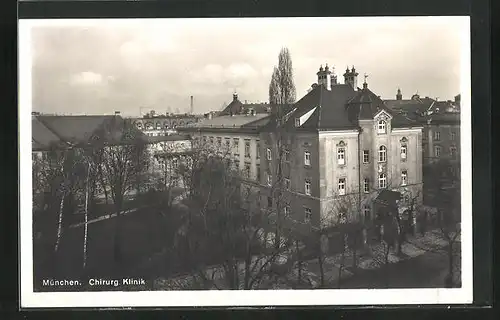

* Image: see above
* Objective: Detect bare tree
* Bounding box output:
[424,159,461,287]
[170,147,294,290]
[91,119,150,267]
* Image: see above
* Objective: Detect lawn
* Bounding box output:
[34,203,185,291]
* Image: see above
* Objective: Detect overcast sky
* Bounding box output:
[29,17,468,117]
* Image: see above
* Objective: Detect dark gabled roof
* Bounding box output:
[220,97,274,116]
[31,116,63,149]
[427,112,460,125]
[263,84,358,132]
[391,112,424,128]
[33,115,146,149]
[345,85,394,121]
[384,98,434,116]
[36,115,118,144]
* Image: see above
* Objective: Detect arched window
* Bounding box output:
[378,145,387,162]
[377,120,387,134]
[337,141,346,165]
[401,170,408,186]
[400,137,408,160]
[378,173,387,189]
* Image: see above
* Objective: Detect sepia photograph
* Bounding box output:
[19,16,472,307]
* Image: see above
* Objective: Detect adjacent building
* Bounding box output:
[384,89,461,189]
[31,114,193,196]
[180,109,271,190]
[129,114,204,137]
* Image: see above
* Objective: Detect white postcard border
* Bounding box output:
[19,17,473,308]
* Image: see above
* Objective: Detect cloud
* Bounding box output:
[29,17,466,116]
[69,71,106,85]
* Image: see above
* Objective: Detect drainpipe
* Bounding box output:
[357,126,366,247]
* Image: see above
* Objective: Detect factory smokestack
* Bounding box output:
[190,96,194,114]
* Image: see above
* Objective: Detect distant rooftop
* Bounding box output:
[185,113,270,129]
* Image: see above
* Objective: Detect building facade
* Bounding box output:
[182,66,424,233]
[259,66,423,231]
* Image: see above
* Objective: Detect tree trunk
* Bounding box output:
[113,194,124,270]
[448,241,454,286]
[54,191,65,252]
[352,233,358,269]
[296,240,302,286]
[83,164,90,268]
[337,235,346,289]
[318,254,324,288]
[384,242,390,288]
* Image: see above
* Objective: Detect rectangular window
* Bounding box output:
[217,137,222,147]
[266,148,272,161]
[337,147,345,165]
[378,120,387,134]
[267,173,272,186]
[225,137,231,149]
[450,147,457,159]
[234,160,240,171]
[378,173,387,189]
[401,170,408,186]
[256,164,261,181]
[209,136,214,144]
[256,140,260,159]
[338,178,346,195]
[401,145,407,160]
[233,138,239,150]
[304,207,312,223]
[305,179,311,195]
[450,131,456,141]
[267,196,273,208]
[202,136,207,143]
[434,131,441,141]
[244,139,251,158]
[304,151,311,166]
[435,146,441,158]
[363,178,370,193]
[284,205,290,217]
[363,150,370,164]
[284,149,290,162]
[285,178,291,190]
[172,158,179,170]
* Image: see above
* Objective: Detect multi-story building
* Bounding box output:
[180,110,271,192]
[146,134,193,189]
[182,65,424,232]
[385,90,460,165]
[259,65,424,230]
[384,89,461,184]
